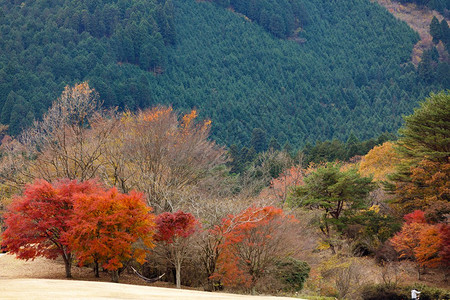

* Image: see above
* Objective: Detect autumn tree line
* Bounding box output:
[0,84,449,298]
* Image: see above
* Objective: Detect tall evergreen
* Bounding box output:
[430,16,442,44]
[386,91,450,214]
[251,128,268,153]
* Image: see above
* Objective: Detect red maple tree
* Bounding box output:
[390,210,449,279]
[65,188,155,282]
[154,211,199,288]
[1,179,98,278]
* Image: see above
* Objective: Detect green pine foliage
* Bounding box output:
[302,132,396,165]
[212,0,309,38]
[289,163,376,252]
[274,257,310,292]
[0,0,445,149]
[397,91,450,164]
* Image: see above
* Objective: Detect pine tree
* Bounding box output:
[290,163,375,253]
[268,137,281,151]
[441,20,450,50]
[251,128,267,153]
[0,91,17,127]
[387,91,450,214]
[346,131,360,160]
[430,16,442,44]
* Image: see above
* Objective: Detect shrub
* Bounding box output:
[361,284,450,300]
[411,285,450,300]
[360,284,406,300]
[275,257,310,292]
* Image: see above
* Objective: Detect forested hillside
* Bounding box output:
[0,0,447,147]
[0,0,175,135]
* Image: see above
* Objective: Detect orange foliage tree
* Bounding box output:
[212,206,298,293]
[390,210,448,279]
[66,188,155,282]
[1,179,98,278]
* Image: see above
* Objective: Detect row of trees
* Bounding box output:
[0,0,174,135]
[0,84,448,296]
[0,83,227,212]
[430,16,450,48]
[417,17,450,85]
[245,92,448,294]
[1,177,308,290]
[212,0,309,38]
[2,180,154,281]
[0,83,310,292]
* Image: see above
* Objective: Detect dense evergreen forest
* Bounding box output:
[212,0,309,38]
[0,0,448,147]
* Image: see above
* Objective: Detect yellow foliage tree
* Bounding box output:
[358,142,401,182]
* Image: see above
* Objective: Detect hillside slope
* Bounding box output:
[0,0,445,147]
[149,0,424,146]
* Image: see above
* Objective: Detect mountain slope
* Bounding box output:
[147,0,424,146]
[0,0,444,147]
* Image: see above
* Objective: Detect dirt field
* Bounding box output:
[0,253,303,300]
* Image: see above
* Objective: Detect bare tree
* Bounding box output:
[106,107,227,212]
[240,150,294,198]
[22,83,118,182]
[0,135,31,188]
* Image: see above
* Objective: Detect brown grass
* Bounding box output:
[0,253,306,299]
[372,0,449,65]
[0,253,171,288]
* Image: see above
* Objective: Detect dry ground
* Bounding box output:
[0,253,303,300]
[373,0,449,65]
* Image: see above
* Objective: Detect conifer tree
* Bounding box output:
[290,163,375,253]
[251,128,267,153]
[430,16,442,44]
[387,91,450,215]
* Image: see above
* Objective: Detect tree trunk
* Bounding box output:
[94,260,99,278]
[62,253,72,278]
[176,259,182,288]
[111,270,119,283]
[205,278,214,292]
[417,265,425,281]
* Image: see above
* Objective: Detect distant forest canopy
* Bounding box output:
[0,0,448,148]
[0,0,175,134]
